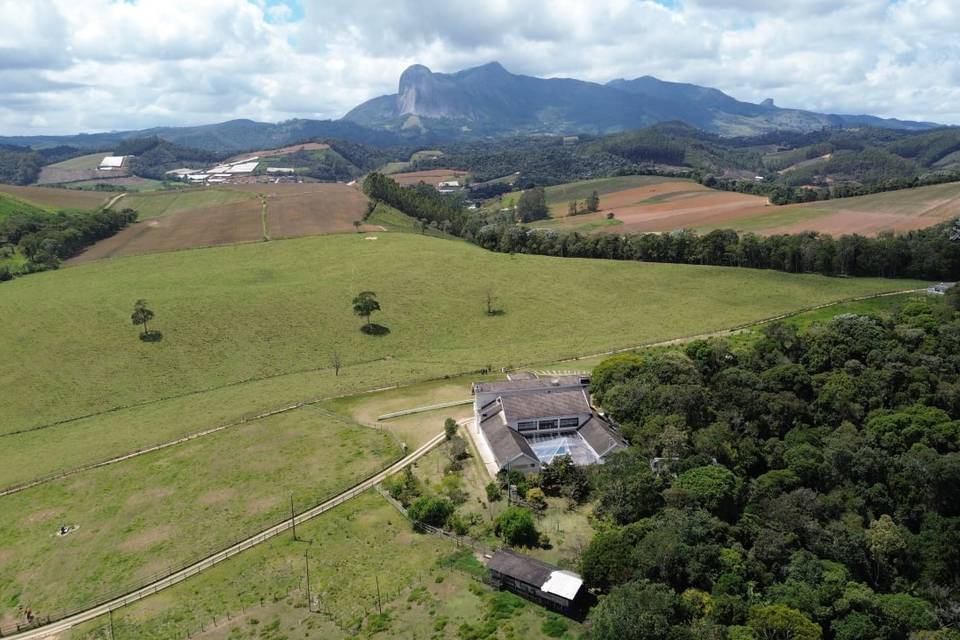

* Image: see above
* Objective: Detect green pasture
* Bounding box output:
[0,408,398,617]
[65,492,576,640]
[0,233,924,440]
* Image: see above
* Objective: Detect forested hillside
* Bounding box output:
[581,295,960,640]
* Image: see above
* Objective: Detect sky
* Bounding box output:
[1,0,959,135]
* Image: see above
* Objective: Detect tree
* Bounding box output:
[866,514,907,585]
[407,495,454,528]
[594,450,662,525]
[444,417,458,440]
[352,220,362,233]
[747,604,822,640]
[516,187,549,222]
[484,287,500,316]
[352,291,380,330]
[494,506,539,546]
[330,350,343,376]
[568,200,579,216]
[589,579,680,640]
[587,190,600,212]
[672,464,740,518]
[131,299,154,337]
[485,482,502,502]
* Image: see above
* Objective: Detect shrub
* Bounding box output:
[494,506,539,547]
[407,495,454,528]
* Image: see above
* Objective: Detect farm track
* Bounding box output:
[2,432,446,640]
[0,286,925,499]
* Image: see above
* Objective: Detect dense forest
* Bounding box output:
[0,199,136,279]
[408,124,960,205]
[578,294,960,640]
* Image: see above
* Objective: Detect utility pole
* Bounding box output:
[375,575,382,615]
[304,550,312,613]
[108,609,115,640]
[290,493,297,541]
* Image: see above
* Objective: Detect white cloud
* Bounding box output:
[0,0,957,135]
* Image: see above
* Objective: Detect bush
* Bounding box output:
[494,506,539,547]
[485,482,502,502]
[407,495,454,528]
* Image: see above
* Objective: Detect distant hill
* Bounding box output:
[344,62,939,138]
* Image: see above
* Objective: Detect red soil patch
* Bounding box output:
[226,142,330,162]
[391,169,468,187]
[758,191,960,236]
[0,184,110,210]
[68,198,264,263]
[265,183,371,238]
[68,183,373,262]
[568,190,771,233]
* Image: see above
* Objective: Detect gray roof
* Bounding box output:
[487,549,555,587]
[579,416,626,458]
[480,411,537,467]
[500,389,591,422]
[488,550,583,601]
[474,375,588,394]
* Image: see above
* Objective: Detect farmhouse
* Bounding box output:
[487,549,585,616]
[98,156,126,171]
[473,374,624,472]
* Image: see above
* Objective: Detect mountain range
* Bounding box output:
[344,62,937,138]
[0,62,941,153]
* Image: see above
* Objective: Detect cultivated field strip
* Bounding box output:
[2,432,445,639]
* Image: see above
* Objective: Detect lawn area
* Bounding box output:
[323,376,479,449]
[64,492,577,640]
[0,408,399,619]
[113,187,257,220]
[44,153,105,171]
[0,233,925,439]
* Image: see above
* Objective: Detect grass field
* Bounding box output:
[0,184,110,210]
[63,492,576,640]
[35,153,122,185]
[0,408,398,620]
[66,177,165,192]
[0,232,923,438]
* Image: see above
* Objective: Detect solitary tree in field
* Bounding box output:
[131,299,154,338]
[330,350,343,376]
[352,291,381,331]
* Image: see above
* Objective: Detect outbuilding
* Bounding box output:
[487,549,585,616]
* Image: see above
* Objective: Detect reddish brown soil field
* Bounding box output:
[264,183,371,238]
[69,198,264,263]
[547,183,771,233]
[226,142,329,162]
[0,184,111,210]
[391,169,468,187]
[68,183,373,263]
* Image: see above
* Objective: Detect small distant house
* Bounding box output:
[473,374,624,472]
[487,549,585,616]
[98,155,126,171]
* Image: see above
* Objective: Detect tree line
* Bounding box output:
[472,220,960,282]
[0,206,137,279]
[577,294,960,640]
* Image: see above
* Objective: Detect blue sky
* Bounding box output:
[0,0,957,135]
